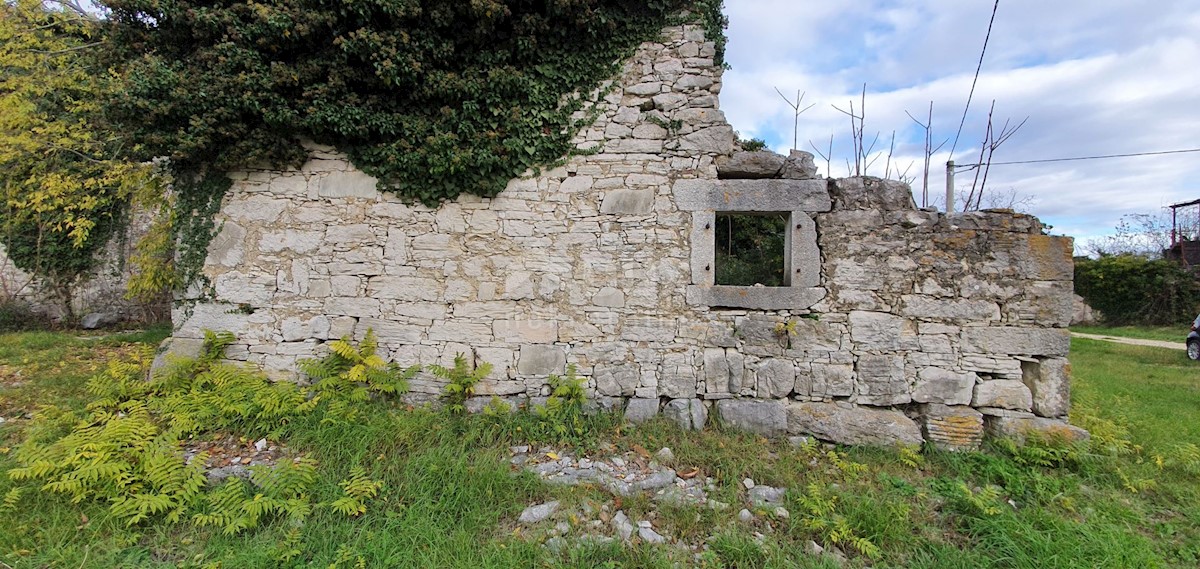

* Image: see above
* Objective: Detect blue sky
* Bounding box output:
[718,0,1200,250]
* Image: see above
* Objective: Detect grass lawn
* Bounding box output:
[1072,324,1188,344]
[0,330,1198,568]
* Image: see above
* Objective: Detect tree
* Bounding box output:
[0,0,156,319]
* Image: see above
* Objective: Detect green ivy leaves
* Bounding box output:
[101,1,726,206]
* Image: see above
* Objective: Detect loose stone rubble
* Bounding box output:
[510,445,808,559]
[166,20,1083,449]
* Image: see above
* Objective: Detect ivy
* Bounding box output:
[99,1,728,207]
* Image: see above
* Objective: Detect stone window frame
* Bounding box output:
[674,179,830,309]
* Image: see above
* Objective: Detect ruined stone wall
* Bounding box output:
[170,22,1083,449]
[0,208,166,325]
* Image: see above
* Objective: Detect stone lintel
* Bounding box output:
[674,179,831,212]
[685,285,826,310]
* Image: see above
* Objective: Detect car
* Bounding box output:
[1190,313,1200,361]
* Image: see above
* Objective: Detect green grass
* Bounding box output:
[1,330,1199,567]
[1072,324,1187,343]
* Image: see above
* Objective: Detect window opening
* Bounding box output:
[714,212,789,286]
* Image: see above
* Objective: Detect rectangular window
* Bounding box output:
[714,212,789,286]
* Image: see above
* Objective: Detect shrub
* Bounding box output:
[1074,254,1200,325]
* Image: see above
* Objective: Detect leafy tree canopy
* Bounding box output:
[0,0,157,316]
[99,0,726,206]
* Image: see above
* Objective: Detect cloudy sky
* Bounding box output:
[719,0,1200,249]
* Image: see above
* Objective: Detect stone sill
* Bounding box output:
[685,285,826,310]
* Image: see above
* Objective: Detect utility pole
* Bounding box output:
[945,160,956,213]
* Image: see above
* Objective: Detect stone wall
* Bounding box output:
[0,208,166,325]
[169,22,1083,449]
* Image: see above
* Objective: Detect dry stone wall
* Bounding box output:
[169,22,1084,450]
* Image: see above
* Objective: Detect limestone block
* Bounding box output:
[624,398,660,423]
[786,402,923,447]
[916,404,984,451]
[1008,281,1074,328]
[318,170,378,198]
[355,318,422,344]
[848,311,909,351]
[660,352,697,398]
[493,320,559,344]
[674,179,831,212]
[365,276,441,302]
[827,177,915,211]
[517,345,566,376]
[326,224,375,244]
[678,125,734,155]
[608,139,665,153]
[900,296,1000,322]
[674,74,714,91]
[559,175,594,193]
[663,399,708,431]
[600,189,655,214]
[780,150,818,179]
[150,337,206,377]
[328,316,356,339]
[214,272,274,306]
[174,303,265,337]
[474,347,514,380]
[594,363,640,397]
[1022,358,1071,418]
[621,318,677,342]
[984,415,1089,445]
[259,230,323,254]
[632,123,668,140]
[703,348,732,394]
[625,82,662,96]
[716,399,787,436]
[790,213,821,287]
[427,321,493,343]
[503,272,535,300]
[592,287,626,308]
[223,195,288,223]
[912,367,976,406]
[853,355,910,406]
[972,380,1033,411]
[652,92,688,111]
[756,359,796,398]
[960,327,1070,357]
[1020,234,1074,281]
[612,107,641,124]
[716,151,785,179]
[810,363,854,397]
[685,286,826,310]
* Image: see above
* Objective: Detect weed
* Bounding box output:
[430,353,492,414]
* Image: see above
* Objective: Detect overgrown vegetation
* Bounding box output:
[715,212,789,286]
[2,331,1199,567]
[1074,253,1200,325]
[0,0,160,318]
[99,0,726,208]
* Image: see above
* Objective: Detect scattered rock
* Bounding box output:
[773,507,790,519]
[80,312,121,330]
[613,511,635,541]
[742,478,755,489]
[748,485,786,507]
[519,501,560,524]
[654,447,675,463]
[738,509,754,523]
[638,523,667,544]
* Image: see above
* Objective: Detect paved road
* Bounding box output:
[1070,332,1184,351]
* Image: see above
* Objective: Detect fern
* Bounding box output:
[299,329,417,403]
[793,483,881,560]
[329,466,382,517]
[533,364,589,443]
[431,353,492,414]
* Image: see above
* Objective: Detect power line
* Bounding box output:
[954,147,1200,170]
[949,0,1000,159]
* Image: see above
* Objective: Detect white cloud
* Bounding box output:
[718,0,1200,246]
